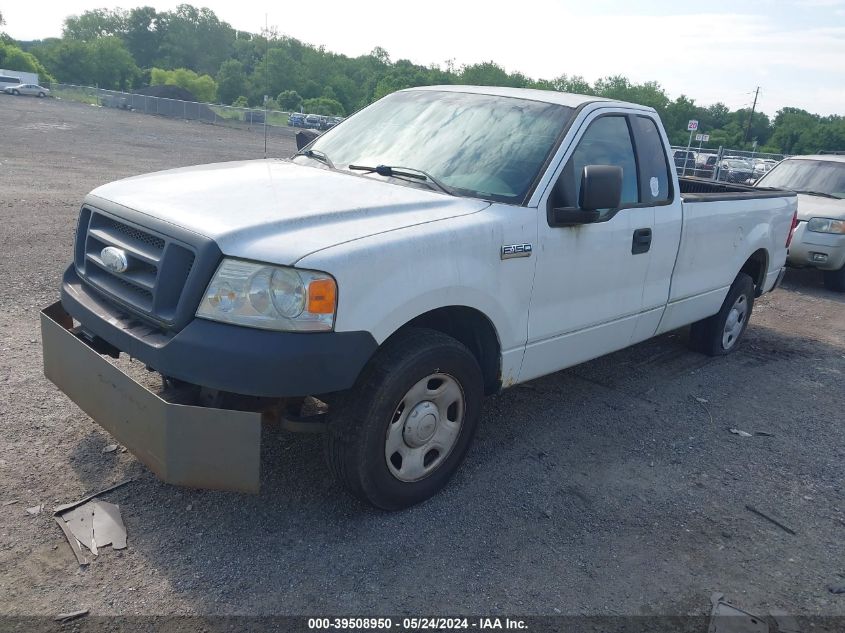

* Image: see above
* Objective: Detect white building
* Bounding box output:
[0,68,40,89]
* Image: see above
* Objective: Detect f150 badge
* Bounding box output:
[501,243,532,260]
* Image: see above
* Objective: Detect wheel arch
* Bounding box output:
[386,305,503,395]
[740,248,769,296]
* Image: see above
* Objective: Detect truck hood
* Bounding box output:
[796,193,845,222]
[87,159,490,264]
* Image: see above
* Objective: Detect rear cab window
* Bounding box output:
[630,115,672,204]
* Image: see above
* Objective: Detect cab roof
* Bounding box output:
[406,85,655,112]
[788,154,845,163]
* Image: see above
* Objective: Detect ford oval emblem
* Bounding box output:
[101,246,129,273]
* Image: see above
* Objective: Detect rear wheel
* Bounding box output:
[689,272,755,356]
[822,265,845,292]
[325,328,483,510]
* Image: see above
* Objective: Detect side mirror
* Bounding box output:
[295,129,320,150]
[548,165,623,227]
[579,164,623,211]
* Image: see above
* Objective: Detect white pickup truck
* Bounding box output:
[42,86,798,509]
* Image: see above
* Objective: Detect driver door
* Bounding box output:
[520,110,677,382]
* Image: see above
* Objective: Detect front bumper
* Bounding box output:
[61,266,378,398]
[41,302,262,492]
[787,222,845,271]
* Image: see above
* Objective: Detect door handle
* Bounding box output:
[632,228,652,255]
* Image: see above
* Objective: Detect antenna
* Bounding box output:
[263,13,269,159]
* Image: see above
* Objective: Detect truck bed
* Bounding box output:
[679,177,794,202]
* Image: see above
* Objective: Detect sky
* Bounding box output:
[4,0,845,117]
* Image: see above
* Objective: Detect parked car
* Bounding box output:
[752,159,778,180]
[718,158,755,184]
[673,149,697,174]
[304,114,322,129]
[288,113,306,127]
[41,86,797,509]
[696,153,720,179]
[3,83,49,97]
[756,154,845,291]
[318,116,343,131]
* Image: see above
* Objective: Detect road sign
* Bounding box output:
[687,120,699,131]
[695,133,710,142]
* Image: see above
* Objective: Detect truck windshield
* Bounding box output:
[758,159,845,199]
[301,90,574,204]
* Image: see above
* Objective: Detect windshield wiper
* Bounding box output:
[348,164,454,196]
[295,149,335,169]
[793,189,842,199]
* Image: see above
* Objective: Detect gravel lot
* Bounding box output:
[1,95,844,620]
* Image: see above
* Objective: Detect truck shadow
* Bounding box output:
[64,316,845,614]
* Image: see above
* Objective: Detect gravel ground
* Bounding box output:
[1,95,844,620]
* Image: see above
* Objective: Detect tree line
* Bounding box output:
[1,4,843,154]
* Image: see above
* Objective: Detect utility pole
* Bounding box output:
[744,86,759,145]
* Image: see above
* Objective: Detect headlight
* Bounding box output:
[196,259,336,331]
[807,217,845,234]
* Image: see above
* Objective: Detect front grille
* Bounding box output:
[75,207,197,326]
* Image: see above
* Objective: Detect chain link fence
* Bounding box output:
[48,83,308,131]
[670,145,789,184]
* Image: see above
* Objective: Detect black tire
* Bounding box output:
[12,89,19,96]
[325,327,483,510]
[822,265,845,292]
[689,272,755,356]
[38,92,45,98]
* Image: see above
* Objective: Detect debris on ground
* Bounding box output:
[102,444,119,454]
[745,504,797,535]
[54,608,89,623]
[753,431,774,437]
[729,428,753,437]
[59,501,127,557]
[26,504,44,515]
[53,480,132,565]
[708,592,768,633]
[53,517,88,566]
[52,478,133,515]
[828,584,845,594]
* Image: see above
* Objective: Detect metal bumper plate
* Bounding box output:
[41,302,261,493]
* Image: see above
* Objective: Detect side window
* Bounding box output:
[631,116,671,203]
[554,116,639,212]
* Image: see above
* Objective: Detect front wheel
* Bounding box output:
[38,92,45,98]
[325,328,483,510]
[689,272,755,356]
[822,265,845,292]
[12,89,19,96]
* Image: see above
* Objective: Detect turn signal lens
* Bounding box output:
[308,278,337,314]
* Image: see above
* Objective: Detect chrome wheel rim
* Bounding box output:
[722,294,748,350]
[385,373,465,482]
